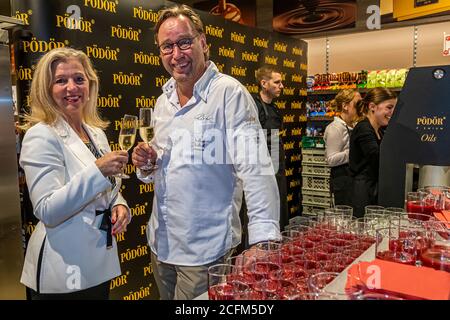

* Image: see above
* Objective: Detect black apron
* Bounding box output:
[351,175,378,218]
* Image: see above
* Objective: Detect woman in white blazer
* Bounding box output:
[19,47,131,299]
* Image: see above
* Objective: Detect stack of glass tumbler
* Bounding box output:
[208,187,450,300]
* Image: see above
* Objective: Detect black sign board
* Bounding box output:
[379,66,450,207]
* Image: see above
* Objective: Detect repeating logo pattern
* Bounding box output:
[12,0,307,299]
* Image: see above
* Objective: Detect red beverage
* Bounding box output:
[276,279,297,299]
[420,246,450,272]
[295,259,320,274]
[359,236,375,250]
[322,242,337,253]
[252,279,279,299]
[242,270,256,285]
[336,233,358,241]
[346,248,363,259]
[253,262,280,281]
[281,254,294,264]
[406,201,434,218]
[329,239,352,248]
[306,234,324,243]
[289,245,304,256]
[278,263,307,281]
[208,283,234,300]
[301,240,315,249]
[294,279,308,294]
[376,250,415,265]
[322,262,336,272]
[389,239,405,252]
[314,249,329,261]
[318,229,338,238]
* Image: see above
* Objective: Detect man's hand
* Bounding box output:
[132,142,157,169]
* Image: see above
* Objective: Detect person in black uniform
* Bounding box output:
[253,65,289,230]
[349,87,397,218]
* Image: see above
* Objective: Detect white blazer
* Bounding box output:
[19,118,130,293]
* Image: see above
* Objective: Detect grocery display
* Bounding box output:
[307,69,408,92]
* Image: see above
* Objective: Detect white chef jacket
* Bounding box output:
[137,61,281,266]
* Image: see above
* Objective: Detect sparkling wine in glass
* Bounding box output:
[139,108,157,170]
[117,114,137,179]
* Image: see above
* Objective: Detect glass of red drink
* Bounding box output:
[207,264,237,300]
[420,245,450,272]
[375,227,432,266]
[406,191,436,218]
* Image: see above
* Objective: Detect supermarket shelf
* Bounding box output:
[308,87,403,95]
[307,116,334,121]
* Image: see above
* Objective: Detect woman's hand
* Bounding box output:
[95,150,129,177]
[111,204,130,235]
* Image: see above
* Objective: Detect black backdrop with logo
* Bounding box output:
[11,0,307,300]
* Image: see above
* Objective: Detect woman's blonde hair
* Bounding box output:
[21,47,108,130]
[328,89,359,113]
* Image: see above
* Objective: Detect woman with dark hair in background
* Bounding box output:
[349,87,397,217]
[324,89,361,206]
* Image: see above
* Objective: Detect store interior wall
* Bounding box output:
[307,21,450,75]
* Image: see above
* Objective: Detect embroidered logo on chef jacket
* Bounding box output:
[193,119,216,152]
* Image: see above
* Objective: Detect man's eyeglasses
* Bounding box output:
[158,35,200,55]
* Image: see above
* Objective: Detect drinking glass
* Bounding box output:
[334,205,353,219]
[365,205,385,216]
[375,227,429,266]
[419,220,450,272]
[384,207,405,216]
[419,186,450,212]
[307,272,362,300]
[406,191,435,217]
[117,114,137,179]
[207,264,237,300]
[225,253,256,285]
[139,108,157,170]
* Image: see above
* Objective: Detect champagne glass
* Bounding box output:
[139,108,157,170]
[117,114,137,179]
